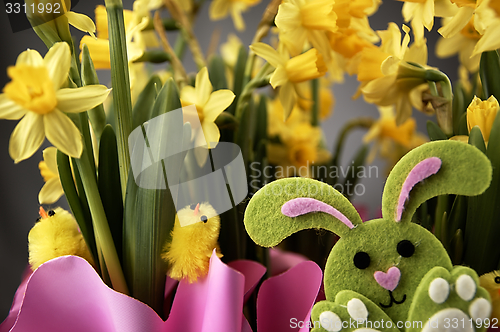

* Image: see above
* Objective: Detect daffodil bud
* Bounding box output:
[467,95,500,142]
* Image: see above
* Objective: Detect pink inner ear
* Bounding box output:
[281,197,355,229]
[396,157,442,222]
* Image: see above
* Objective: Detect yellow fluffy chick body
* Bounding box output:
[162,203,222,283]
[479,271,500,323]
[28,207,94,270]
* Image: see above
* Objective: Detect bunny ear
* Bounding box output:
[382,140,492,223]
[244,178,362,247]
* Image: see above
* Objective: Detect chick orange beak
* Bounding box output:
[39,207,49,219]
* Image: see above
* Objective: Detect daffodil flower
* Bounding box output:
[38,147,64,204]
[437,0,500,58]
[275,0,337,56]
[80,5,147,70]
[0,42,111,163]
[250,42,327,120]
[436,17,481,72]
[467,95,500,143]
[400,0,458,46]
[359,24,429,124]
[209,0,261,31]
[180,67,235,165]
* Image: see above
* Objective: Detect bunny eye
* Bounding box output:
[201,215,208,223]
[353,252,370,269]
[397,240,415,257]
[495,276,500,284]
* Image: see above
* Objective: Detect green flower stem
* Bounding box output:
[75,153,129,295]
[105,0,133,199]
[79,112,96,178]
[326,118,373,186]
[235,63,273,120]
[163,0,206,69]
[330,118,374,168]
[311,79,319,127]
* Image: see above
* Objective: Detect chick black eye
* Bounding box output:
[190,204,197,210]
[495,276,500,284]
[353,252,370,269]
[397,240,415,257]
[201,215,208,223]
[48,210,56,217]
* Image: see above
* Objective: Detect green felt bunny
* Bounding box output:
[244,140,494,332]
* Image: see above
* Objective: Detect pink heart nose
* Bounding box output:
[374,267,401,291]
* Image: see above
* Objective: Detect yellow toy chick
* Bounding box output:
[28,207,94,270]
[479,270,500,323]
[161,202,222,283]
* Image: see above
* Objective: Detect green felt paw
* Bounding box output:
[311,291,399,332]
[407,266,492,332]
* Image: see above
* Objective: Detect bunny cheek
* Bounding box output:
[323,219,453,323]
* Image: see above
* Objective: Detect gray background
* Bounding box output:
[0,0,458,320]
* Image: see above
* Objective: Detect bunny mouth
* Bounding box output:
[379,291,406,308]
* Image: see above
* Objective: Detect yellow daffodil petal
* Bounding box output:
[301,0,337,32]
[436,35,462,57]
[395,93,413,125]
[280,81,297,121]
[250,43,284,68]
[203,90,235,122]
[9,112,45,163]
[357,48,390,81]
[230,5,246,31]
[43,146,59,174]
[201,121,221,149]
[39,160,55,182]
[472,21,500,56]
[209,0,231,20]
[66,11,96,38]
[380,56,399,76]
[44,43,71,90]
[0,94,27,120]
[275,2,301,32]
[421,0,435,31]
[80,36,111,69]
[43,109,83,158]
[362,74,397,102]
[56,85,111,114]
[16,49,44,67]
[285,49,327,83]
[438,6,474,38]
[180,85,197,106]
[95,5,109,39]
[39,177,64,204]
[404,42,428,65]
[269,67,288,89]
[195,67,213,107]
